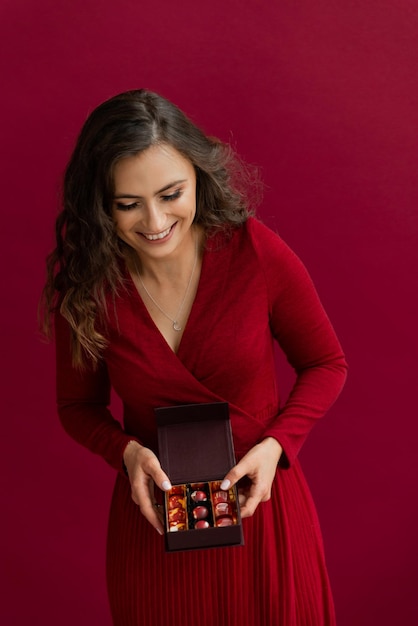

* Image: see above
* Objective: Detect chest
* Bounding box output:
[132,266,202,354]
[104,244,276,414]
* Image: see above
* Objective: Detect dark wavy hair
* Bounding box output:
[40,89,260,366]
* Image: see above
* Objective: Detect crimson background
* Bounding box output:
[1,1,417,624]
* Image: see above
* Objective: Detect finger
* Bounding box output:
[154,503,165,524]
[238,479,271,517]
[138,481,165,533]
[238,491,247,506]
[139,500,165,534]
[137,451,172,493]
[147,478,166,525]
[220,458,252,490]
[131,472,165,534]
[239,493,262,518]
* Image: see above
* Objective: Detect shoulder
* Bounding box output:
[244,216,288,248]
[208,217,302,270]
[241,217,301,268]
[239,218,316,298]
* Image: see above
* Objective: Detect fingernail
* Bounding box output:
[156,527,163,535]
[162,480,172,491]
[220,479,230,490]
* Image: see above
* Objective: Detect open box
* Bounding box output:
[155,402,244,552]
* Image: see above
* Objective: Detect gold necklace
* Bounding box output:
[134,237,198,332]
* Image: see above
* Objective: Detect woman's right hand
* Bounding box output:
[123,441,172,535]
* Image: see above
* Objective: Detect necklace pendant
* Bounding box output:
[173,321,182,332]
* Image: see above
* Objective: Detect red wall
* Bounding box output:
[2,1,417,624]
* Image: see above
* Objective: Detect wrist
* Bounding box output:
[260,437,283,463]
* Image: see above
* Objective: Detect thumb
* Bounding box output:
[220,458,249,490]
[149,463,172,493]
[129,447,172,493]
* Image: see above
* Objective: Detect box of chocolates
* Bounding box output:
[155,402,244,551]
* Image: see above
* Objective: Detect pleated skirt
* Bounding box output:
[106,461,335,626]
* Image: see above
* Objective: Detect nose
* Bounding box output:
[142,201,167,234]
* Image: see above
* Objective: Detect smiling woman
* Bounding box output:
[112,145,198,256]
[41,89,251,367]
[40,89,347,626]
[112,144,203,352]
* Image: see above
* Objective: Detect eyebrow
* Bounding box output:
[113,179,187,200]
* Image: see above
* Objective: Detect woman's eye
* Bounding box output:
[115,202,139,211]
[161,189,182,202]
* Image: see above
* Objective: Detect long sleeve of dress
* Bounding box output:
[249,219,348,467]
[54,311,139,473]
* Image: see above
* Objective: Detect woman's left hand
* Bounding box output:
[220,437,283,518]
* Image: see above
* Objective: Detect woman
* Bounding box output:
[42,89,347,626]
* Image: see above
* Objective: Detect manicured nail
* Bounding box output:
[156,527,163,535]
[220,479,230,490]
[162,480,172,491]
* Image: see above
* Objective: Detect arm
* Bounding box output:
[55,310,135,473]
[255,221,348,467]
[55,312,172,533]
[222,219,348,515]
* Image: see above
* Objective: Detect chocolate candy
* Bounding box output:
[212,490,229,505]
[192,505,209,520]
[169,522,186,532]
[168,507,186,523]
[214,502,233,518]
[191,490,207,502]
[194,520,210,529]
[164,480,239,537]
[168,495,185,509]
[169,485,185,496]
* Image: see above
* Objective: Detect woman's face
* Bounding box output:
[112,143,197,263]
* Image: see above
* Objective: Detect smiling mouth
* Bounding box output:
[140,224,175,241]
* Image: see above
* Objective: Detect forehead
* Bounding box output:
[113,144,195,193]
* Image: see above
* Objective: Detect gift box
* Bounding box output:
[155,402,244,552]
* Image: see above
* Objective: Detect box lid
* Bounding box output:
[155,402,235,485]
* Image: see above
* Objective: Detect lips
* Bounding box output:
[140,223,175,241]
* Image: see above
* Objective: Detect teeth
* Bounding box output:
[143,226,172,241]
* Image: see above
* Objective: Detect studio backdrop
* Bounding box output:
[1,1,417,624]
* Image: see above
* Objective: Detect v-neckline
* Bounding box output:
[125,243,209,358]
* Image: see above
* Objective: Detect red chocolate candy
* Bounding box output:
[168,507,186,523]
[212,490,229,505]
[169,522,186,532]
[214,502,233,518]
[169,485,185,496]
[191,490,207,502]
[194,520,210,529]
[216,516,234,527]
[192,506,209,520]
[168,495,185,509]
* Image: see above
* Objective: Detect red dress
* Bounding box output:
[55,218,347,626]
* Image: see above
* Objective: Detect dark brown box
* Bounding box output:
[155,401,244,552]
